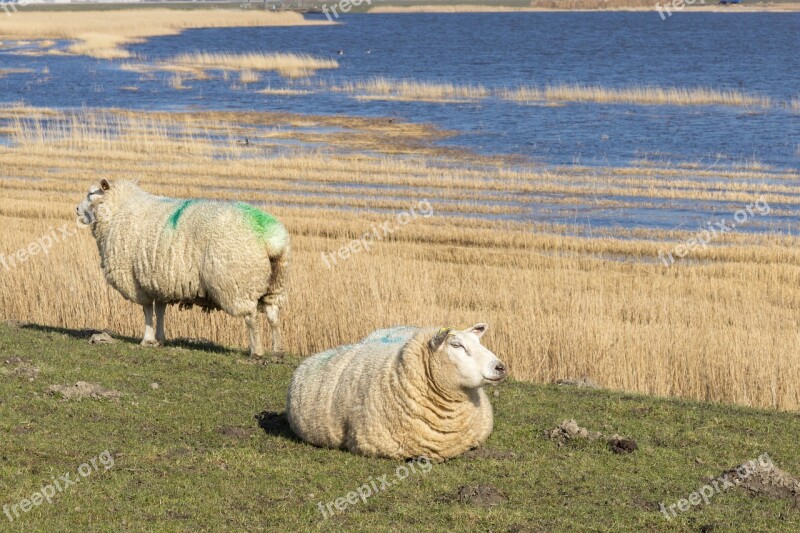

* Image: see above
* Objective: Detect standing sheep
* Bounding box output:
[76,179,289,357]
[286,324,507,462]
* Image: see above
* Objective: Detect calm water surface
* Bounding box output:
[1,13,798,233]
[0,13,797,169]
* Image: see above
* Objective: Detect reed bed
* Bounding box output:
[0,68,34,77]
[0,10,330,59]
[164,52,339,79]
[1,107,799,411]
[257,88,314,96]
[239,70,261,84]
[500,83,773,107]
[335,77,489,102]
[6,110,800,207]
[330,77,775,108]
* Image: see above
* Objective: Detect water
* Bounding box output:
[0,12,797,170]
[1,13,798,233]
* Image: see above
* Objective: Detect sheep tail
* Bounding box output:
[259,238,290,310]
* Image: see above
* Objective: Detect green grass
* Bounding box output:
[0,322,798,531]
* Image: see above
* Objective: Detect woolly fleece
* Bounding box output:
[286,326,497,462]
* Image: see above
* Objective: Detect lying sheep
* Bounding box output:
[286,324,507,462]
[76,179,290,356]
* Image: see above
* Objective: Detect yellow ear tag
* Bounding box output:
[441,326,462,337]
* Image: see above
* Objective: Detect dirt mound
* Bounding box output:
[555,377,601,389]
[545,419,637,454]
[545,419,603,445]
[457,484,507,506]
[3,357,39,380]
[608,437,638,454]
[49,381,122,401]
[88,332,116,345]
[724,461,800,503]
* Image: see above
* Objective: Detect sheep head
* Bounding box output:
[76,179,111,225]
[428,323,507,390]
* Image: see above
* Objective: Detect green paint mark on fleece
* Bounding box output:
[236,202,279,236]
[168,200,195,229]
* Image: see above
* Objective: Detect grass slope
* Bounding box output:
[0,322,798,531]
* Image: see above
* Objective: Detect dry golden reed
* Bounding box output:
[330,77,775,108]
[165,52,339,79]
[258,88,313,96]
[335,77,489,102]
[239,70,261,84]
[501,84,773,107]
[1,108,798,412]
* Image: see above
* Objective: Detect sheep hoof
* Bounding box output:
[140,339,161,347]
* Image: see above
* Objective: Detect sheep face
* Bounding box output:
[431,323,507,389]
[76,179,110,225]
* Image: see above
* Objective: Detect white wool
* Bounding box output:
[286,325,506,462]
[80,180,289,354]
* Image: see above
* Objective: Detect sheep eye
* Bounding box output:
[450,342,463,349]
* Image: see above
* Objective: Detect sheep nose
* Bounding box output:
[495,362,507,376]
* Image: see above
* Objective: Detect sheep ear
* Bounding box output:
[468,323,488,338]
[428,328,452,352]
[100,179,110,191]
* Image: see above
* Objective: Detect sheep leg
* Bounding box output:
[244,312,263,358]
[265,304,283,354]
[141,303,159,346]
[155,302,167,344]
